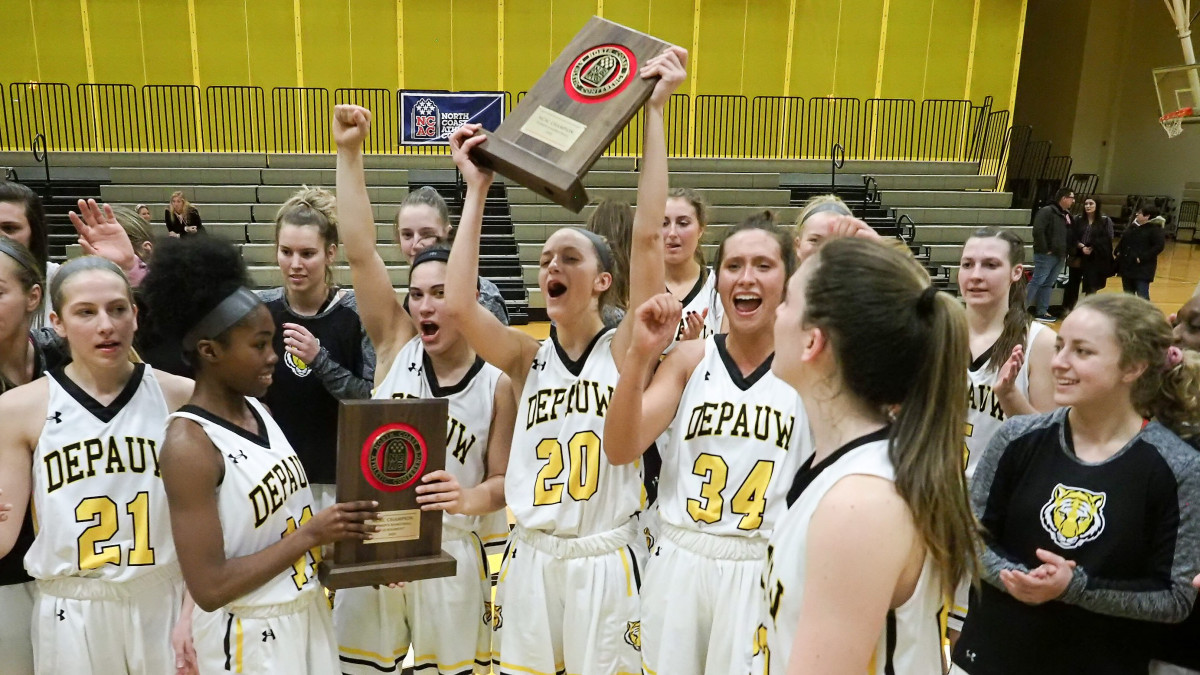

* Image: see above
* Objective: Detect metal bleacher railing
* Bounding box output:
[1,82,1017,174]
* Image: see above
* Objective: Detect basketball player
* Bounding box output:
[140,236,378,674]
[754,238,980,674]
[953,294,1200,675]
[948,227,1056,641]
[663,188,724,343]
[441,46,687,675]
[0,255,194,674]
[331,107,515,674]
[793,194,854,262]
[0,238,47,675]
[604,212,809,675]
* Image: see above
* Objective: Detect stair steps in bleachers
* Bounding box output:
[20,179,109,263]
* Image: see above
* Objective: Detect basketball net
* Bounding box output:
[1160,106,1193,138]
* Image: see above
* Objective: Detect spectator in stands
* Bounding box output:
[0,238,50,675]
[0,181,54,329]
[1026,187,1074,322]
[394,186,509,324]
[1065,197,1116,307]
[586,199,633,328]
[259,187,375,509]
[794,194,854,262]
[1115,203,1167,301]
[164,190,204,237]
[136,203,152,224]
[952,293,1200,675]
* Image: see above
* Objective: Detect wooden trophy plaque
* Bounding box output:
[317,399,457,589]
[469,16,671,212]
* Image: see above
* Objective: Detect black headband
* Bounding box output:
[410,246,451,274]
[181,287,262,351]
[567,228,615,273]
[798,201,853,227]
[0,237,39,279]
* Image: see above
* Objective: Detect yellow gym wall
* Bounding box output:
[0,0,1026,106]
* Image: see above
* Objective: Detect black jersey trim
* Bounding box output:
[676,267,709,306]
[969,341,997,373]
[786,426,891,507]
[50,363,146,423]
[423,351,486,398]
[177,402,271,449]
[884,609,897,675]
[714,334,774,391]
[626,545,643,591]
[222,613,234,671]
[551,327,611,377]
[339,653,403,672]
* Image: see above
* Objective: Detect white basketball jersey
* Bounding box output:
[374,336,502,533]
[509,329,644,537]
[658,336,808,538]
[965,322,1047,478]
[672,268,723,345]
[754,435,944,675]
[26,364,175,582]
[170,398,320,608]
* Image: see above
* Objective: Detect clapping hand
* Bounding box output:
[1000,548,1075,605]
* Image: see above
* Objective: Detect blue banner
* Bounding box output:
[399,92,505,146]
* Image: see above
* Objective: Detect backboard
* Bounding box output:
[1153,63,1200,124]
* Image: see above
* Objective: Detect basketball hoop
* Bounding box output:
[1160,106,1193,138]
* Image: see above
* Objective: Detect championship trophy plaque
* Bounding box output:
[469,16,672,212]
[317,399,457,589]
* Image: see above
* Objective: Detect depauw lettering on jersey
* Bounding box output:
[43,436,161,494]
[683,402,795,450]
[524,379,613,430]
[249,456,310,528]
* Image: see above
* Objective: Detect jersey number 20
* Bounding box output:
[534,431,601,505]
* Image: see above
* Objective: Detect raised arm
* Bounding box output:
[162,419,378,612]
[334,105,416,368]
[605,293,699,464]
[613,46,687,369]
[443,125,540,384]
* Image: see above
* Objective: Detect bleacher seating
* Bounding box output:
[3,150,1041,322]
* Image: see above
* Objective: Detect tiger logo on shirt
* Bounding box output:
[1039,484,1106,549]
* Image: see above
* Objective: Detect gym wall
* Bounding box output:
[0,0,1027,106]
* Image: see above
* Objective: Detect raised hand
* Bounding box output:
[642,46,688,109]
[633,292,684,356]
[679,308,708,342]
[333,105,372,151]
[993,344,1025,400]
[281,322,321,365]
[300,500,379,546]
[449,124,494,190]
[414,470,465,514]
[69,199,138,272]
[826,215,882,242]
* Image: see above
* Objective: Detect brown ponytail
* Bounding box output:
[586,199,633,311]
[804,238,979,597]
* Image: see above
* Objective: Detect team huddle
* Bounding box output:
[2,47,1200,675]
